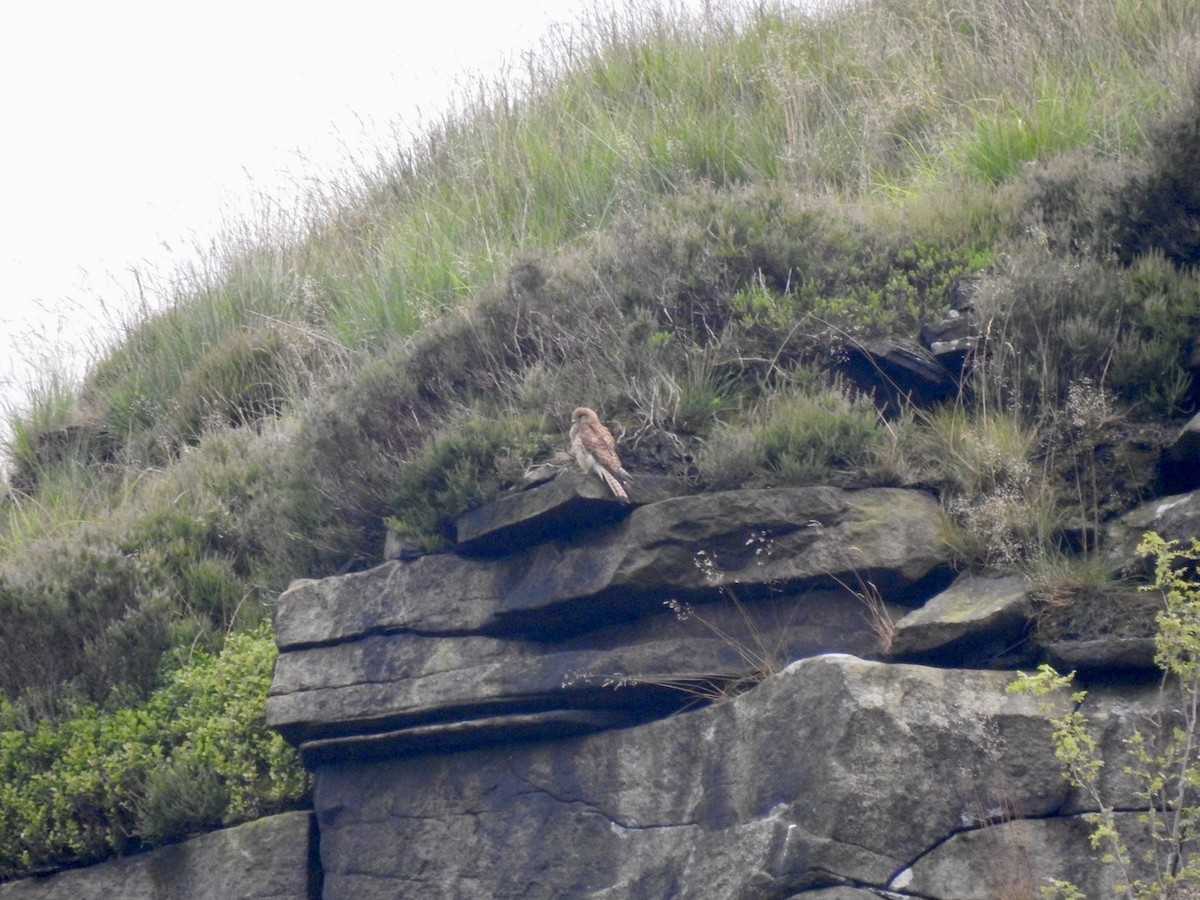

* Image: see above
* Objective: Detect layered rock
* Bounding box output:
[0,812,314,900]
[890,572,1032,665]
[267,485,949,758]
[265,478,1200,898]
[311,655,1162,899]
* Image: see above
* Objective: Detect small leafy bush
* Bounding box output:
[623,183,980,354]
[0,624,308,878]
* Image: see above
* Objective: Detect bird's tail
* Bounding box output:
[599,467,629,501]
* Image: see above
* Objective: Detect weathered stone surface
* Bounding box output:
[839,339,959,408]
[900,812,1154,899]
[310,655,1078,900]
[1160,410,1200,495]
[899,680,1177,896]
[267,588,901,747]
[453,469,683,553]
[274,486,950,651]
[268,486,944,752]
[273,557,502,647]
[298,709,634,767]
[889,573,1032,664]
[1041,636,1157,671]
[1071,679,1172,814]
[452,468,631,553]
[261,478,1188,899]
[921,306,979,365]
[1104,488,1200,574]
[0,811,313,900]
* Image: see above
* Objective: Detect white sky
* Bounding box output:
[1,0,712,423]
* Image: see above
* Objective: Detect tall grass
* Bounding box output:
[77,0,1195,406]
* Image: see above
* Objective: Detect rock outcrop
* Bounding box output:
[4,477,1191,897]
[263,476,1195,898]
[0,812,314,900]
[267,485,950,761]
[306,652,1170,898]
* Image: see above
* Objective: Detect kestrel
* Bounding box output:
[569,407,632,500]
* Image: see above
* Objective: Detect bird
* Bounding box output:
[569,407,632,500]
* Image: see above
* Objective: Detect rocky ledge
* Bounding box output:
[268,468,1200,898]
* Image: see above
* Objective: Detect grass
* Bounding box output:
[2,0,1200,880]
[55,0,1198,415]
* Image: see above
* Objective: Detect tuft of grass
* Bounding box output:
[384,412,558,552]
[170,323,325,441]
[699,376,887,489]
[952,86,1095,185]
[899,406,1062,569]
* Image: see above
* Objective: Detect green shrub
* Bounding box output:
[1109,75,1200,269]
[0,624,308,878]
[135,757,229,847]
[0,420,326,722]
[624,183,980,352]
[754,387,885,484]
[970,245,1199,419]
[1014,74,1200,272]
[0,533,160,715]
[287,351,430,564]
[897,406,1069,568]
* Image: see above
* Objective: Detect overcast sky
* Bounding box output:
[2,0,716,421]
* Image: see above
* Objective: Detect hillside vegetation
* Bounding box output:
[3,0,1200,878]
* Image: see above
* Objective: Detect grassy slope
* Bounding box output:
[2,0,1200,878]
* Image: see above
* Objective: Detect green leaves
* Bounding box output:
[1010,533,1200,898]
[0,625,308,877]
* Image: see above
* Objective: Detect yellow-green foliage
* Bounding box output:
[0,624,307,877]
[1009,533,1200,898]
